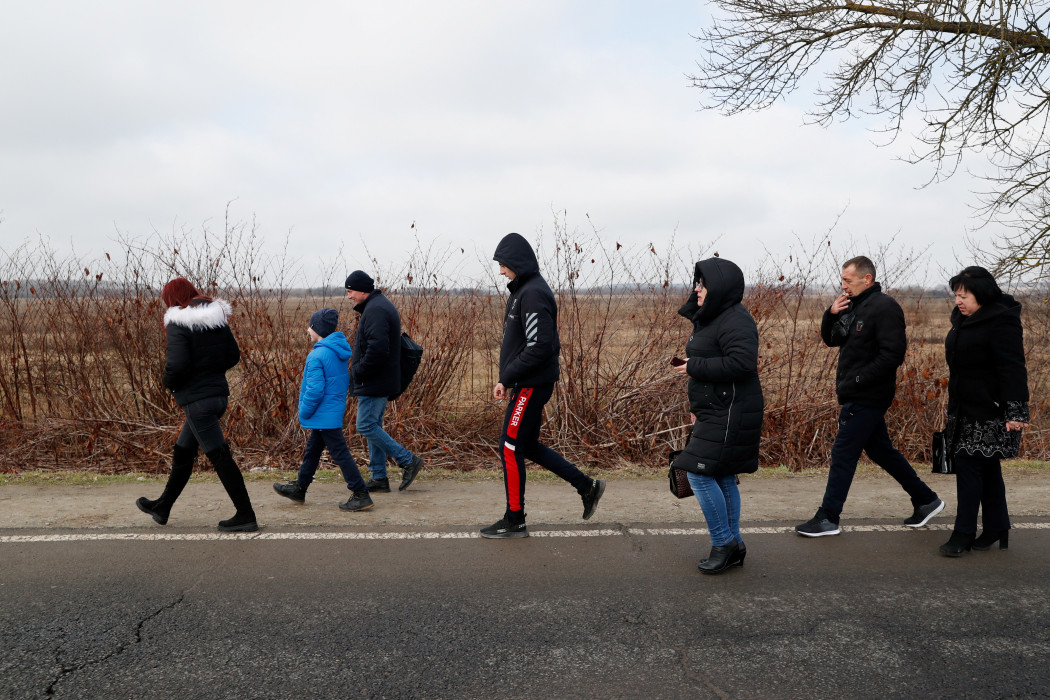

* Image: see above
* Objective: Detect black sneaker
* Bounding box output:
[272,480,306,504]
[904,498,945,527]
[581,479,606,520]
[339,491,375,512]
[796,509,840,537]
[480,518,529,539]
[399,456,423,491]
[365,477,390,493]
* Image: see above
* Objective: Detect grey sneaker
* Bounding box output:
[399,455,423,491]
[480,518,529,539]
[581,479,606,520]
[339,491,375,512]
[796,509,841,537]
[273,480,306,504]
[904,498,944,527]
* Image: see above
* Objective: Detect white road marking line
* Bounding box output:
[1,522,1048,544]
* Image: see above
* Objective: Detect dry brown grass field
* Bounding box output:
[1,231,1047,474]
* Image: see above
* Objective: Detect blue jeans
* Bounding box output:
[296,428,367,493]
[821,402,938,517]
[687,472,741,547]
[355,395,413,480]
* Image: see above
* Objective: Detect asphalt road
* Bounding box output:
[3,522,1050,699]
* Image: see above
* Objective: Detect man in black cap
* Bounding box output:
[345,270,423,492]
[481,233,606,538]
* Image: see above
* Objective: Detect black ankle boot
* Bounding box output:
[973,530,1009,550]
[698,541,741,575]
[136,444,197,525]
[939,530,975,557]
[207,443,258,532]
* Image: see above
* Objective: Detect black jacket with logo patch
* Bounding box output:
[493,233,560,388]
[819,282,907,409]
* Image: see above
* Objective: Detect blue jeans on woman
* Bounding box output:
[687,472,741,547]
[355,395,414,480]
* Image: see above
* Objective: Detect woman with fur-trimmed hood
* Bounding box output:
[135,277,258,532]
[672,257,764,574]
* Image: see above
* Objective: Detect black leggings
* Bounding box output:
[175,396,229,454]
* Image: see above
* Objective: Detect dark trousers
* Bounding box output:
[296,428,367,493]
[500,384,590,517]
[175,396,229,453]
[953,453,1010,535]
[821,402,938,518]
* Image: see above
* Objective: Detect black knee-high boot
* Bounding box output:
[206,443,258,532]
[136,444,197,525]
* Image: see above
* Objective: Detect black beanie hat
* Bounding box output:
[309,308,339,338]
[344,270,375,293]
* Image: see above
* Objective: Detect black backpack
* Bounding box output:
[389,332,423,401]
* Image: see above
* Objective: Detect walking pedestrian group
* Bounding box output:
[136,237,1030,574]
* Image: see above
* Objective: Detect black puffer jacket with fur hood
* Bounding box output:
[162,298,241,406]
[672,258,764,477]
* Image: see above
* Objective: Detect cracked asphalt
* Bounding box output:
[3,474,1050,698]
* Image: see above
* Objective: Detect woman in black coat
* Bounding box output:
[136,277,258,532]
[672,257,764,574]
[939,267,1029,556]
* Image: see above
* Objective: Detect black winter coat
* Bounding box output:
[672,258,764,477]
[162,299,240,406]
[819,283,906,409]
[493,233,560,388]
[946,296,1029,423]
[351,291,402,397]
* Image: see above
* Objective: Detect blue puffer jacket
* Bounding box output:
[299,332,353,429]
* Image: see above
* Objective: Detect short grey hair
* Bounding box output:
[842,255,876,281]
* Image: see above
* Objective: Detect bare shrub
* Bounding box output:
[1,214,1047,474]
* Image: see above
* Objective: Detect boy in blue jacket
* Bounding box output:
[273,308,374,512]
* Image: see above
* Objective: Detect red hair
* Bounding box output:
[162,278,203,308]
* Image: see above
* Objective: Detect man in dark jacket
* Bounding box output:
[345,271,423,492]
[796,256,943,537]
[480,233,606,539]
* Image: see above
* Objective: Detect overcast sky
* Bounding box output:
[0,1,996,289]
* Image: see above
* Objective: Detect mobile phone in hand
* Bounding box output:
[670,356,687,367]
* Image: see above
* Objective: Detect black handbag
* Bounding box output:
[931,430,953,475]
[667,450,693,499]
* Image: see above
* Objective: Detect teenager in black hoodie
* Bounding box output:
[480,233,605,538]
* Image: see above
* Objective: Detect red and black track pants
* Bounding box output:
[500,383,591,517]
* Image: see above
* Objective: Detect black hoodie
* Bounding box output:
[672,258,764,476]
[493,233,560,387]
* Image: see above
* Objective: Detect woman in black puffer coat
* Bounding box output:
[672,257,764,574]
[136,277,258,532]
[939,267,1029,556]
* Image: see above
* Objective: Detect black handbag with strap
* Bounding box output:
[667,450,693,499]
[931,430,953,475]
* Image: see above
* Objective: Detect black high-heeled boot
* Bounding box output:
[698,540,741,575]
[701,539,746,566]
[136,444,197,525]
[972,530,1009,550]
[938,530,975,557]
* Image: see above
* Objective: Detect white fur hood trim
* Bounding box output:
[164,298,233,330]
